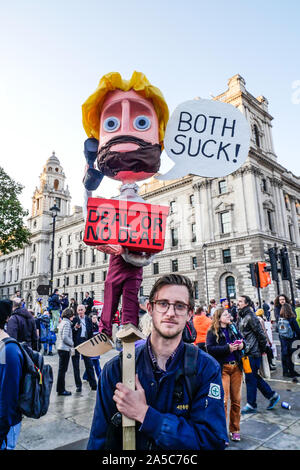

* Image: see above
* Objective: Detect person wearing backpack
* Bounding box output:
[0,300,24,450]
[206,308,244,442]
[87,274,228,450]
[7,297,38,351]
[278,303,300,382]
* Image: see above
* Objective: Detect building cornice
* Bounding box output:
[140,176,194,199]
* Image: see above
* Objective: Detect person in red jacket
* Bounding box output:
[193,305,212,351]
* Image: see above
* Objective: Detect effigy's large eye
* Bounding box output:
[103,116,120,132]
[133,115,151,131]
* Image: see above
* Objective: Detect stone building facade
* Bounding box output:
[1,75,300,308]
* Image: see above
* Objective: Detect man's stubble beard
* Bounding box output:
[151,319,183,341]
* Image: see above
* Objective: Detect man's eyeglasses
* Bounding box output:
[152,300,190,316]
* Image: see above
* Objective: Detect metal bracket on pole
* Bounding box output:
[116,323,145,450]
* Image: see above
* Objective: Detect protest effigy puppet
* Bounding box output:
[76,71,251,357]
[77,71,169,355]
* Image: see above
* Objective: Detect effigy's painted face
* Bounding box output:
[97,89,161,183]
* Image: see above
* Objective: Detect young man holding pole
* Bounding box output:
[87,274,228,450]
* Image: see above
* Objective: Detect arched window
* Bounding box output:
[226,276,236,299]
[48,167,52,172]
[54,179,59,190]
[253,124,260,147]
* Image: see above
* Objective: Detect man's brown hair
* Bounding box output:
[149,274,194,310]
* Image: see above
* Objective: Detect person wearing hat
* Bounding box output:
[81,71,169,342]
[0,300,24,450]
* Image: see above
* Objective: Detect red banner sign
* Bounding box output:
[84,198,169,253]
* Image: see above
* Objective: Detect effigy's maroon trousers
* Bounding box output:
[98,254,143,337]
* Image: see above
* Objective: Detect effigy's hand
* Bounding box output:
[95,244,125,255]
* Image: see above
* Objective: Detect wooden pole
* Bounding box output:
[116,323,145,450]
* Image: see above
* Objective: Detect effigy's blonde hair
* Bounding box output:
[82,71,169,147]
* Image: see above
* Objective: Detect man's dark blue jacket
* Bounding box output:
[0,341,24,445]
[87,340,228,450]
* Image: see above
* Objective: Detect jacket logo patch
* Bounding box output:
[208,383,221,399]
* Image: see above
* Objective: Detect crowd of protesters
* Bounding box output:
[1,283,300,450]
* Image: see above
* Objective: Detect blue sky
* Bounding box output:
[0,0,299,212]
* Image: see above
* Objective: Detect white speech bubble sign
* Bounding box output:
[159,99,250,179]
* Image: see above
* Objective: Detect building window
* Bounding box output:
[78,249,83,266]
[284,194,290,210]
[262,178,267,192]
[81,274,84,284]
[194,281,199,300]
[54,179,59,191]
[289,224,294,242]
[189,194,194,206]
[90,272,95,283]
[32,244,36,253]
[57,278,60,287]
[68,234,71,244]
[65,276,69,286]
[226,276,236,299]
[91,248,96,264]
[75,275,78,285]
[153,262,159,275]
[30,261,35,275]
[296,255,300,268]
[171,259,178,272]
[67,254,71,268]
[80,292,84,302]
[192,256,197,270]
[218,180,227,194]
[55,197,61,209]
[58,237,62,248]
[74,292,78,301]
[191,223,196,242]
[267,210,273,231]
[79,231,83,241]
[220,211,231,234]
[171,228,178,247]
[170,201,176,214]
[58,257,62,271]
[253,124,260,147]
[103,270,107,281]
[222,249,231,264]
[104,252,108,262]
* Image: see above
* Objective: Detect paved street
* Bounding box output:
[16,334,300,451]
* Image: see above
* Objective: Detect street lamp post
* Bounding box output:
[49,202,60,294]
[202,244,209,305]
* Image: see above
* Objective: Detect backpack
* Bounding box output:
[182,319,197,343]
[278,318,294,339]
[104,343,199,450]
[2,337,53,419]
